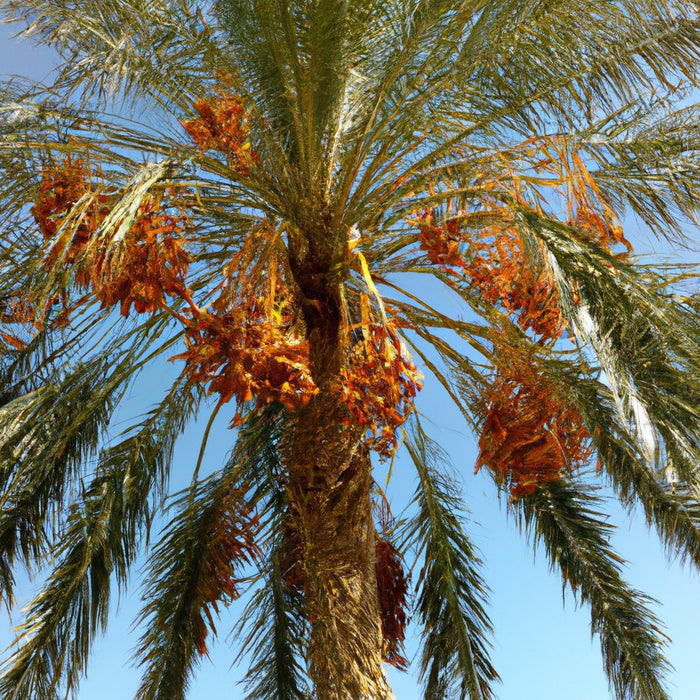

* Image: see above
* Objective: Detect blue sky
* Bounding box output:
[1,20,699,700]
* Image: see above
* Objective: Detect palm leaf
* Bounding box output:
[514,479,672,700]
[237,548,310,700]
[403,419,498,700]
[135,470,261,700]
[0,375,201,700]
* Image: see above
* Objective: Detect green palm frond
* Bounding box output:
[528,216,700,476]
[135,471,261,700]
[237,548,310,700]
[404,420,498,700]
[134,406,288,700]
[2,0,223,107]
[572,377,700,569]
[220,407,311,700]
[585,103,700,238]
[0,353,127,586]
[0,374,201,699]
[236,421,311,698]
[514,479,672,700]
[2,472,137,700]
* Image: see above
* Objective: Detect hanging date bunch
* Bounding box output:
[189,487,261,656]
[373,493,409,669]
[182,91,260,176]
[0,295,39,350]
[464,226,564,341]
[84,193,191,316]
[337,321,422,459]
[416,210,468,270]
[415,207,564,341]
[553,139,632,254]
[476,357,592,498]
[31,155,110,268]
[32,156,192,318]
[175,247,317,419]
[375,536,409,670]
[177,305,316,417]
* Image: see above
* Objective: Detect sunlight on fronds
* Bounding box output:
[0,0,698,698]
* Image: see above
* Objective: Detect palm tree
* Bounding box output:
[0,1,699,698]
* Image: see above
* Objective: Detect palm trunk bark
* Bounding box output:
[287,416,390,699]
[284,254,392,698]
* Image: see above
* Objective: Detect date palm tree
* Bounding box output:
[1,1,699,698]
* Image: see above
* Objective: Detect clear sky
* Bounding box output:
[1,20,699,700]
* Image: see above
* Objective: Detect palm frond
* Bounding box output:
[0,374,201,700]
[520,211,699,465]
[570,375,700,570]
[211,405,310,700]
[0,353,126,591]
[134,469,261,700]
[1,0,224,108]
[403,419,498,700]
[237,548,310,700]
[514,479,672,700]
[586,102,700,238]
[232,409,311,699]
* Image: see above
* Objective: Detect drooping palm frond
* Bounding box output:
[403,419,498,700]
[559,370,700,570]
[513,479,672,700]
[586,102,700,238]
[0,374,201,699]
[2,0,226,108]
[237,547,310,700]
[134,403,297,700]
[0,352,129,589]
[135,470,261,700]
[522,214,700,479]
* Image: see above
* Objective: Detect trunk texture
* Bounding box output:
[288,438,390,697]
[284,256,392,698]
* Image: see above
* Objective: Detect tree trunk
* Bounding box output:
[283,251,392,697]
[286,395,391,699]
